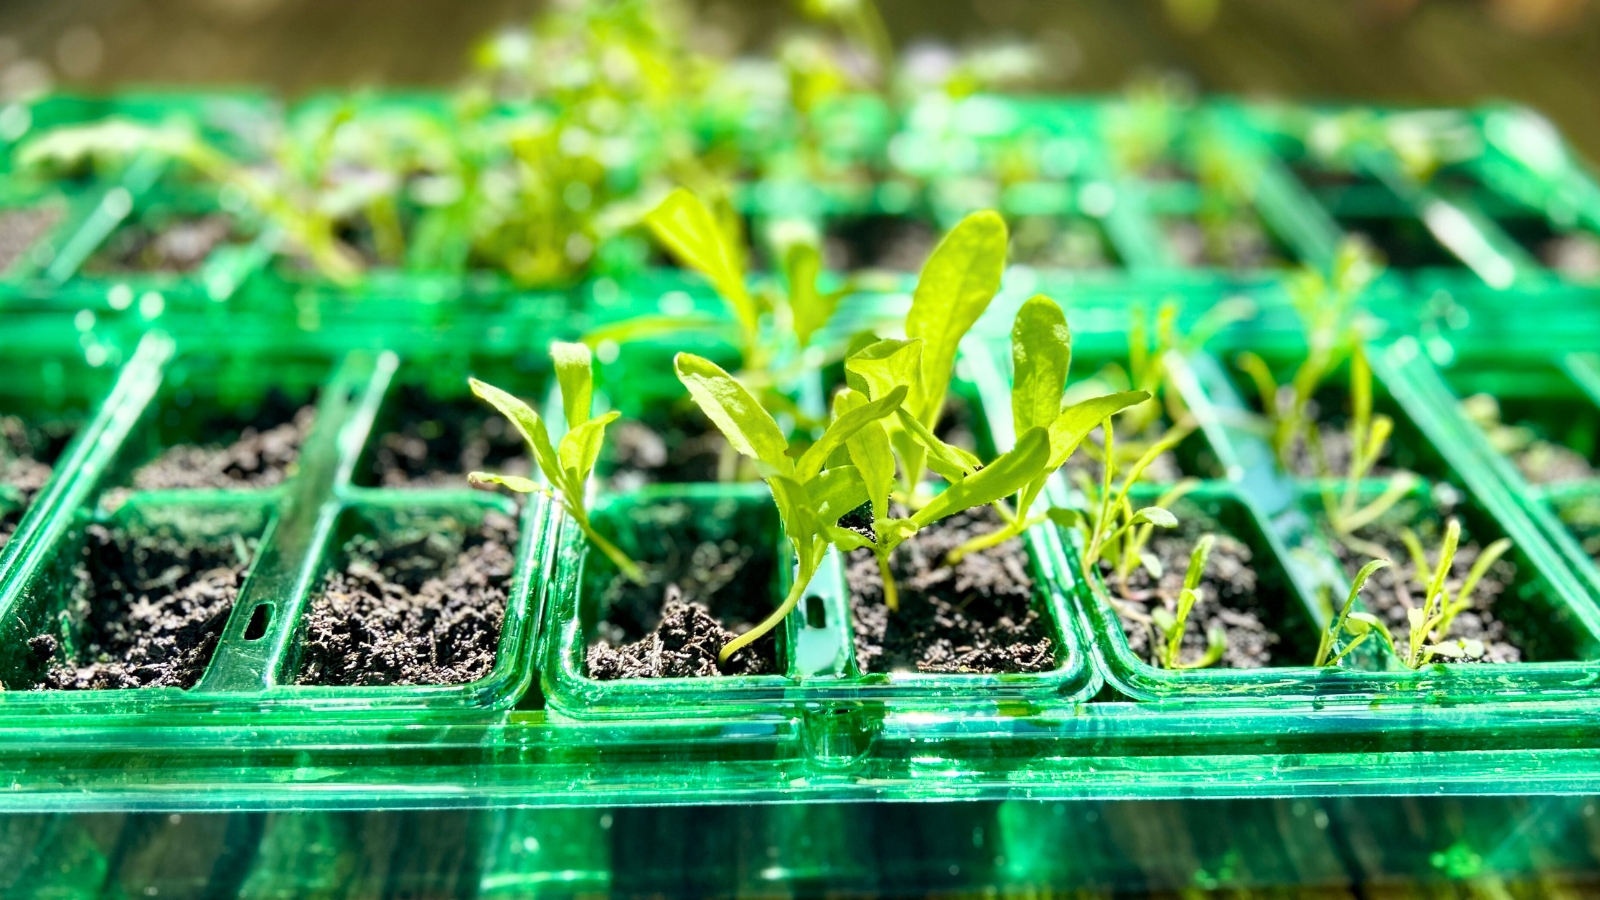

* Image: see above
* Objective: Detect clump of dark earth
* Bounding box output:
[1,414,69,548]
[84,214,236,274]
[586,504,776,679]
[1108,512,1277,669]
[603,409,727,491]
[296,511,517,687]
[1329,495,1521,664]
[848,505,1055,675]
[368,386,530,487]
[35,524,256,690]
[132,404,315,491]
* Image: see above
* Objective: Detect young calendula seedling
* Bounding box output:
[1313,559,1392,667]
[1315,345,1418,557]
[674,353,908,663]
[1234,239,1378,471]
[1150,534,1226,670]
[468,342,643,584]
[834,212,1146,606]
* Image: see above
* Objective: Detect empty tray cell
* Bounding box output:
[359,359,547,488]
[824,213,938,273]
[293,502,520,687]
[81,192,249,275]
[1093,487,1316,672]
[1442,363,1599,485]
[0,351,116,549]
[112,353,329,492]
[2,497,270,691]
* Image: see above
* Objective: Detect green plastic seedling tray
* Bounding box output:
[0,335,549,717]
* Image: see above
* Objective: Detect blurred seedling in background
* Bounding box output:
[1313,345,1418,558]
[469,342,643,584]
[1235,238,1378,471]
[1150,534,1225,670]
[1461,392,1598,485]
[673,353,904,662]
[1313,559,1390,667]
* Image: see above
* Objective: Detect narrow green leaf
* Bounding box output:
[911,427,1050,529]
[906,210,1008,425]
[467,472,541,493]
[581,313,733,352]
[645,189,756,341]
[894,407,980,480]
[470,377,566,495]
[551,341,594,430]
[786,243,839,349]
[836,389,896,523]
[674,353,794,478]
[1011,294,1072,435]
[796,385,907,481]
[1183,534,1216,593]
[557,410,620,489]
[844,338,923,402]
[806,464,869,525]
[1045,390,1150,470]
[1132,506,1178,529]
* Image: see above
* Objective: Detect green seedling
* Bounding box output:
[1387,520,1514,668]
[942,293,1149,565]
[1234,238,1378,470]
[674,353,906,662]
[1317,345,1417,553]
[468,342,643,584]
[1149,534,1227,670]
[1313,559,1392,667]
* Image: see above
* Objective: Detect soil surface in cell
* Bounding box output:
[296,511,517,687]
[132,401,314,491]
[825,216,938,273]
[0,415,68,549]
[1108,511,1278,669]
[847,505,1057,675]
[368,386,530,487]
[33,524,255,690]
[84,214,237,274]
[604,408,728,490]
[1329,497,1521,664]
[0,206,62,273]
[587,504,777,679]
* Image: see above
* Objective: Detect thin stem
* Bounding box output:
[945,521,1021,567]
[573,517,645,585]
[718,566,807,665]
[877,550,899,612]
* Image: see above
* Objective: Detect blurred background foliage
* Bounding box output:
[0,0,1596,159]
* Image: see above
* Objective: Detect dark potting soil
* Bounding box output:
[0,206,62,273]
[603,409,727,490]
[83,214,237,274]
[296,511,517,687]
[586,503,777,679]
[33,524,256,690]
[825,215,938,273]
[1328,495,1521,664]
[1108,513,1278,669]
[847,505,1056,675]
[131,404,315,491]
[367,385,530,487]
[0,414,70,549]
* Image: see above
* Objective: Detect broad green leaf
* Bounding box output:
[906,210,1007,425]
[1011,294,1072,434]
[551,341,594,430]
[842,330,884,394]
[836,389,896,523]
[470,377,566,495]
[786,243,839,349]
[674,353,794,478]
[645,189,756,341]
[911,427,1050,530]
[1045,390,1150,470]
[796,385,907,481]
[844,338,923,402]
[467,472,541,493]
[823,524,875,552]
[806,464,869,525]
[1131,506,1178,529]
[1046,507,1085,528]
[894,407,980,480]
[767,474,819,550]
[1345,611,1384,636]
[558,410,620,489]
